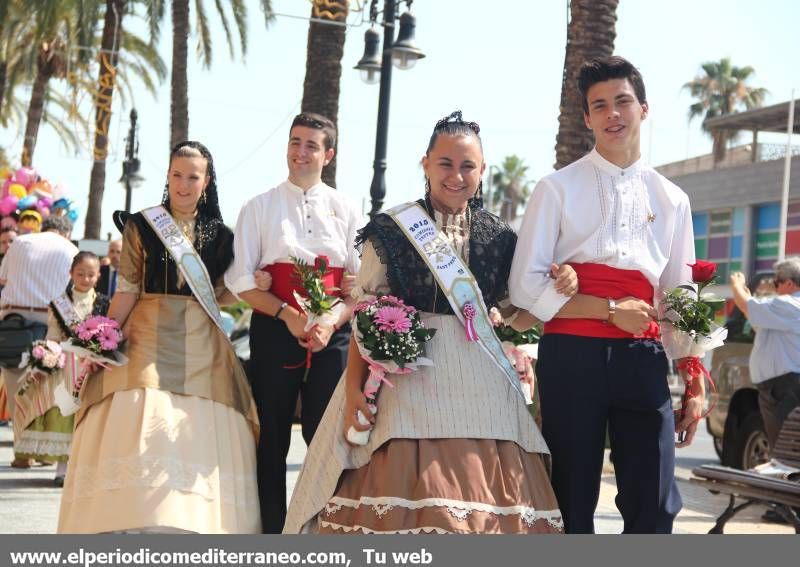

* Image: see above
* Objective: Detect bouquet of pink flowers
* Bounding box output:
[16,340,66,395]
[346,295,436,445]
[55,315,128,416]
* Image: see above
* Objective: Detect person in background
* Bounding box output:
[730,258,800,451]
[13,251,108,486]
[96,239,122,297]
[0,216,77,468]
[0,226,18,265]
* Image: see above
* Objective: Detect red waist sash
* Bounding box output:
[255,262,344,315]
[543,262,657,339]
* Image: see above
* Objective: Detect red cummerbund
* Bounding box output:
[255,262,344,315]
[543,262,656,339]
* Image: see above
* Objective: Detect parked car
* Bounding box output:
[705,274,774,470]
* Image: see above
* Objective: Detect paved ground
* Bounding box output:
[0,421,793,534]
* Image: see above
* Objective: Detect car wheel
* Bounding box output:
[713,435,723,460]
[735,413,770,470]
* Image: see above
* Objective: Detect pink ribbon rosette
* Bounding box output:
[345,295,436,446]
[54,315,128,416]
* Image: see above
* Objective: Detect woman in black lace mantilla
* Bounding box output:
[285,112,577,534]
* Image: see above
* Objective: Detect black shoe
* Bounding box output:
[53,476,65,488]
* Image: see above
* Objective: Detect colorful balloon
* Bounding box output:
[67,209,79,223]
[0,196,18,216]
[0,166,11,180]
[29,180,52,197]
[8,183,26,199]
[18,194,37,209]
[12,166,37,188]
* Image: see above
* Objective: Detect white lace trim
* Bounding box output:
[325,496,563,529]
[66,454,257,506]
[320,520,453,534]
[15,431,72,457]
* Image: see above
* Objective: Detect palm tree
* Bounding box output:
[554,0,619,170]
[84,0,168,239]
[84,0,127,239]
[684,58,768,165]
[491,155,532,224]
[301,0,349,187]
[146,0,274,149]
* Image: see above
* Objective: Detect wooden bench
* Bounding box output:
[691,407,800,533]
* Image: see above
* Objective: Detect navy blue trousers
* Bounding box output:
[249,313,350,534]
[536,334,682,533]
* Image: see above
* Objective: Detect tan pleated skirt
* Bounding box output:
[319,438,562,534]
[58,387,260,534]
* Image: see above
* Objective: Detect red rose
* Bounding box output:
[314,255,330,273]
[688,260,716,283]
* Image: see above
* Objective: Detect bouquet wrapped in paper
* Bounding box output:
[14,340,66,438]
[16,340,66,395]
[54,315,128,416]
[489,307,541,405]
[290,255,345,381]
[659,261,727,434]
[346,295,436,445]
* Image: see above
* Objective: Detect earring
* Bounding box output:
[201,191,207,204]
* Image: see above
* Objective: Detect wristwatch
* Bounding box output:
[606,297,616,325]
[274,301,288,320]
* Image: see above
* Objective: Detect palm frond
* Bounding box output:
[194,0,213,68]
[259,0,275,27]
[212,0,236,59]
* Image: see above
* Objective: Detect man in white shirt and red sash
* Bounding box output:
[225,113,362,533]
[510,56,701,533]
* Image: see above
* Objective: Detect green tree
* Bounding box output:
[84,0,167,239]
[300,0,349,187]
[684,58,768,165]
[554,0,619,170]
[491,155,532,224]
[146,0,274,149]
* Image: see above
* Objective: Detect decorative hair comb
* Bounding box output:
[434,110,480,135]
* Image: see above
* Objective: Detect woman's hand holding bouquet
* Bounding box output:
[344,295,436,446]
[55,315,128,415]
[16,340,66,394]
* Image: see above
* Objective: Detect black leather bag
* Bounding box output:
[0,313,48,368]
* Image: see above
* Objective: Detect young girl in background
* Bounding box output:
[14,251,108,486]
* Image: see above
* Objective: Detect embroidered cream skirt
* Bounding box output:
[58,387,260,534]
[284,314,563,534]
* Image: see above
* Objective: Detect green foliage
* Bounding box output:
[221,299,249,319]
[290,256,341,315]
[495,322,542,346]
[662,288,717,336]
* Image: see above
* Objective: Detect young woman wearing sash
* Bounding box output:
[58,142,260,534]
[283,112,577,534]
[13,252,108,486]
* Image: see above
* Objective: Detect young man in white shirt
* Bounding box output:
[225,113,362,533]
[509,56,701,533]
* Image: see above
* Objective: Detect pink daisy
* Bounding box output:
[374,306,412,333]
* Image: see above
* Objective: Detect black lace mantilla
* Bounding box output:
[355,199,517,314]
[50,289,110,338]
[118,211,234,296]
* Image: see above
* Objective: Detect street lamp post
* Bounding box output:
[119,108,143,213]
[355,0,425,218]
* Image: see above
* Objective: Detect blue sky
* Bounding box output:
[3,0,798,239]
